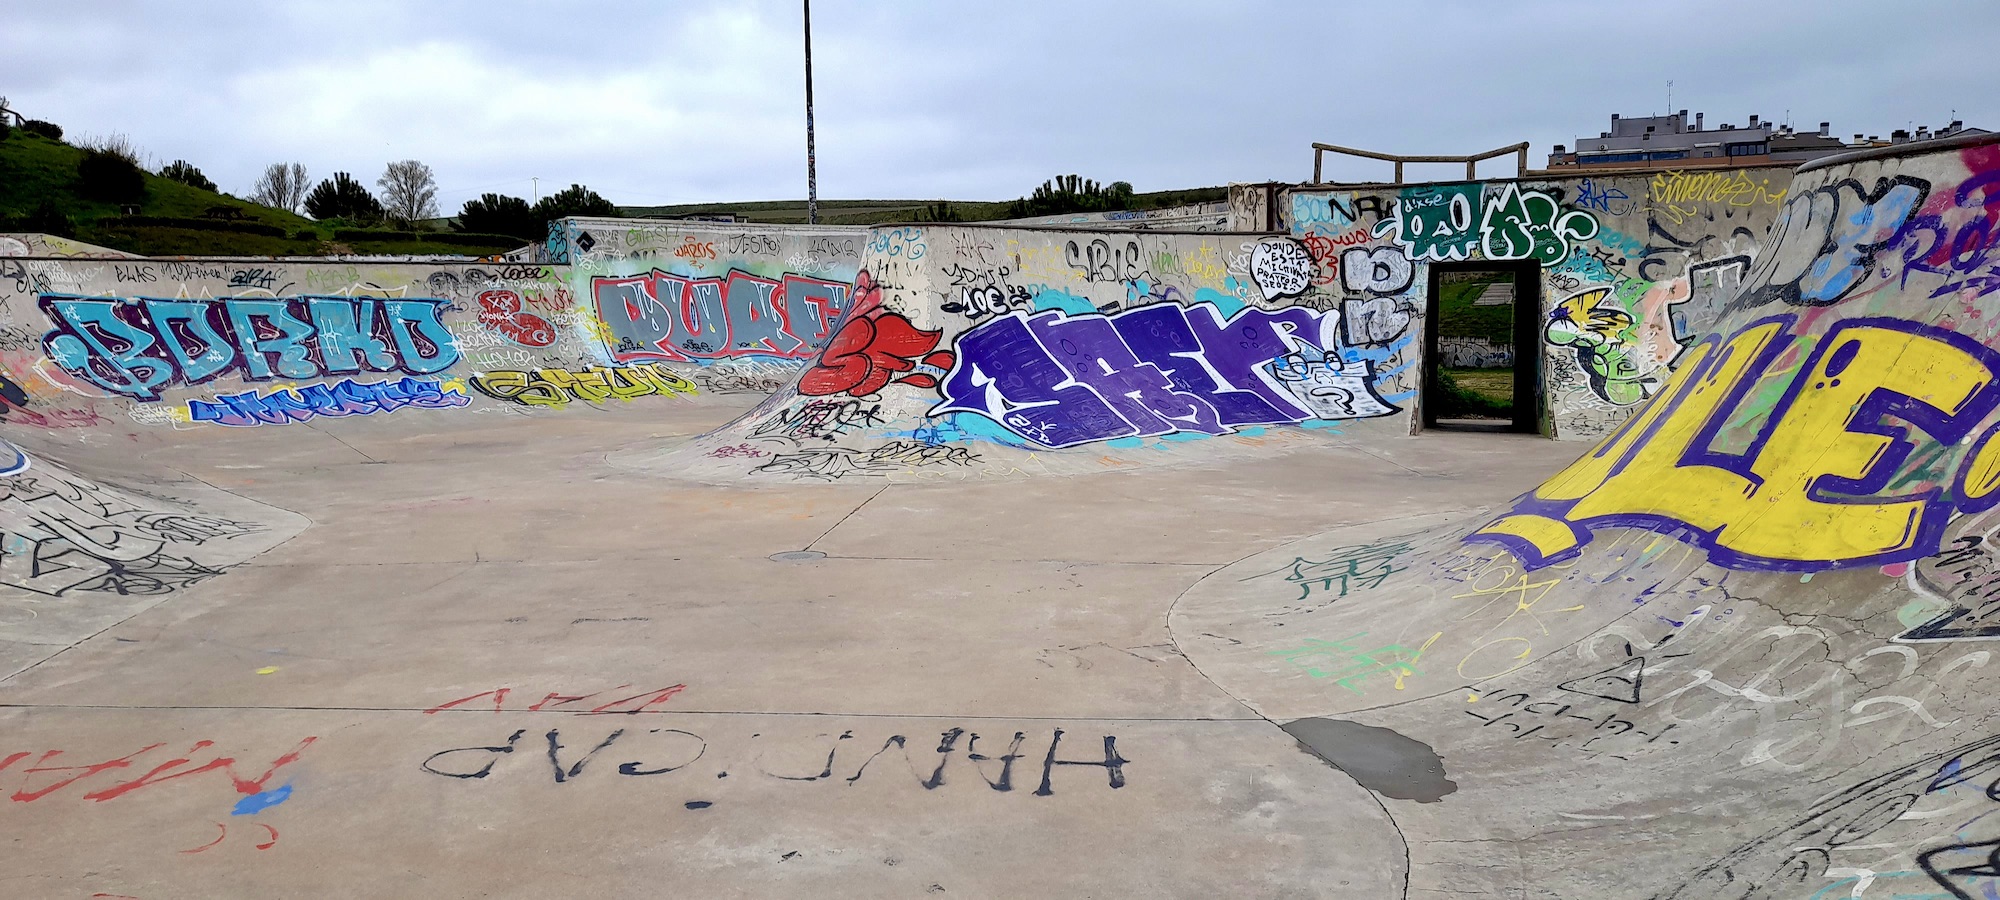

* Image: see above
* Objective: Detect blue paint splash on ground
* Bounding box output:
[231,783,292,816]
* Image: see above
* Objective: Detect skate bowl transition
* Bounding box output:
[0,134,1996,897]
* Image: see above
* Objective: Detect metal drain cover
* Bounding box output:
[768,550,828,562]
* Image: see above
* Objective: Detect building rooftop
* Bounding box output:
[1547,110,1989,171]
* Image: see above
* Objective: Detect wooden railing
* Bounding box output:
[1310,141,1531,184]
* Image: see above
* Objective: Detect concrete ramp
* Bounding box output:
[0,437,306,679]
[1171,133,2000,898]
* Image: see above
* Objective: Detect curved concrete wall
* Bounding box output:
[1169,132,2000,900]
[0,221,863,445]
[640,222,1407,481]
[1271,166,1792,440]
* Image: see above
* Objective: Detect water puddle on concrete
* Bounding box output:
[1282,717,1457,803]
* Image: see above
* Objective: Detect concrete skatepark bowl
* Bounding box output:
[0,135,1998,897]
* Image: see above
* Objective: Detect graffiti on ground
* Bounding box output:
[422,725,1125,796]
[754,442,978,480]
[0,472,266,596]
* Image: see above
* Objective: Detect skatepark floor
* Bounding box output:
[0,399,1569,898]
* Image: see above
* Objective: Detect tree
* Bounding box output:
[159,160,216,192]
[250,163,310,213]
[532,184,617,225]
[77,150,147,204]
[377,159,439,227]
[1006,175,1136,218]
[913,201,962,222]
[455,193,540,240]
[303,172,383,222]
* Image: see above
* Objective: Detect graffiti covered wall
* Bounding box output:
[553,218,865,396]
[1467,140,2000,577]
[0,221,866,440]
[1271,166,1791,440]
[659,222,1426,480]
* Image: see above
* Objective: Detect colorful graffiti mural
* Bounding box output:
[187,377,470,427]
[931,303,1392,448]
[39,295,459,399]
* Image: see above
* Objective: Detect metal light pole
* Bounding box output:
[803,0,818,225]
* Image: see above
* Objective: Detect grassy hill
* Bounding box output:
[621,187,1228,225]
[0,130,523,257]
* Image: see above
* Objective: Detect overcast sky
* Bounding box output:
[5,1,1996,211]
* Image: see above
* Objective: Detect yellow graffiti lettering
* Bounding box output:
[1473,316,2000,570]
[469,364,699,408]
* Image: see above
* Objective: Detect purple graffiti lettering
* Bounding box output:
[932,303,1396,448]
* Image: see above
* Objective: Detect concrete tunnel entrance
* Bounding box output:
[1421,259,1542,434]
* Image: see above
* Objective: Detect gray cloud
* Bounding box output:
[5,0,1995,211]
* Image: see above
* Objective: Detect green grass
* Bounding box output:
[1433,368,1513,419]
[1444,367,1513,405]
[1435,274,1516,343]
[0,131,520,257]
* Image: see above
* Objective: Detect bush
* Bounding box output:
[455,193,541,240]
[1431,369,1512,419]
[77,150,147,203]
[21,119,61,141]
[291,229,319,241]
[80,132,143,166]
[110,216,286,236]
[24,198,74,237]
[304,172,383,222]
[0,119,10,142]
[159,160,217,192]
[1006,175,1135,218]
[332,228,520,247]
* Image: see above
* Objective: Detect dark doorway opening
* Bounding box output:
[1422,260,1541,434]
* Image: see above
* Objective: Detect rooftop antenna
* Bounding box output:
[1666,80,1672,116]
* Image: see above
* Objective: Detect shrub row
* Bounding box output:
[332,229,522,246]
[108,216,288,237]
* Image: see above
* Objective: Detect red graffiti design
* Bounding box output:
[799,271,953,397]
[477,290,556,348]
[422,684,688,715]
[180,823,226,854]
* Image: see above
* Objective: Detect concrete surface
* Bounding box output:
[0,396,1556,898]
